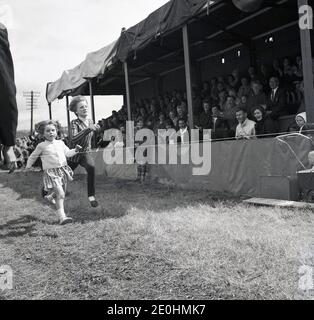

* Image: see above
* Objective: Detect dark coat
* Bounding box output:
[0,26,18,146]
[211,116,230,139]
[197,112,212,130]
[255,116,279,138]
[266,87,287,120]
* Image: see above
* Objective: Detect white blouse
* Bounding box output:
[26,140,77,170]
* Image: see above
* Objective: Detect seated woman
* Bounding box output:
[252,106,279,138]
[289,112,314,136]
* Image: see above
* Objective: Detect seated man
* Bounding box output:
[176,105,188,123]
[266,77,287,120]
[211,106,229,140]
[177,118,189,144]
[247,80,267,119]
[235,108,256,140]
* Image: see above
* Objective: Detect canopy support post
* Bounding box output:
[46,82,53,121]
[182,24,194,131]
[66,95,71,139]
[124,61,132,121]
[88,79,96,124]
[249,41,257,69]
[298,0,314,122]
[48,102,52,120]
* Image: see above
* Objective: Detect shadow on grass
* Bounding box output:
[0,170,44,203]
[0,172,238,226]
[0,215,57,239]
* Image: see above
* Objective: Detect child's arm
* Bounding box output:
[71,120,93,144]
[63,142,82,158]
[25,144,42,169]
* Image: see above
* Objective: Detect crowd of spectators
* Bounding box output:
[98,54,309,143]
[1,137,31,169]
[0,55,311,173]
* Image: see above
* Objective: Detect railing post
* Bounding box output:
[298,0,314,122]
[88,79,96,124]
[124,61,132,121]
[182,25,194,131]
[66,95,71,139]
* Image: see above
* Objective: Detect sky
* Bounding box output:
[0,0,169,132]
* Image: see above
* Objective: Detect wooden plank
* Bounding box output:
[298,0,314,122]
[182,25,194,131]
[66,95,71,139]
[48,102,52,120]
[243,198,314,209]
[123,61,132,122]
[88,79,96,124]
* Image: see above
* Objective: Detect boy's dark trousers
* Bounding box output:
[68,154,96,197]
[0,27,18,147]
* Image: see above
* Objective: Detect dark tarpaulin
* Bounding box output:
[148,137,312,197]
[116,0,208,62]
[90,136,312,198]
[46,0,212,100]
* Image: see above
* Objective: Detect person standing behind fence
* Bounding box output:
[0,22,18,173]
[68,96,100,208]
[135,118,149,183]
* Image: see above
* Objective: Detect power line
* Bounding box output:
[23,91,40,135]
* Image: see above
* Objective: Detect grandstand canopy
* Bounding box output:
[47,0,309,101]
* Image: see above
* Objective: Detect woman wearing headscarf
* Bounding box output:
[293,112,314,136]
[287,112,313,136]
[252,106,279,138]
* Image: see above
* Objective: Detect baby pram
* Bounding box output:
[276,132,314,202]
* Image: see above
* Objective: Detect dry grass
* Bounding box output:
[0,171,314,300]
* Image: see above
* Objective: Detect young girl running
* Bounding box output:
[26,120,81,225]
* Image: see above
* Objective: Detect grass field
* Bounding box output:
[0,171,314,300]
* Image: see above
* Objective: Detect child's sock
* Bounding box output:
[88,196,96,202]
[57,208,67,222]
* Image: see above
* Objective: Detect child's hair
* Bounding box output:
[37,120,59,136]
[69,96,87,113]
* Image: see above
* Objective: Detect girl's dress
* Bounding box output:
[26,139,77,191]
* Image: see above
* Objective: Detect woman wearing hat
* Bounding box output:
[68,96,100,207]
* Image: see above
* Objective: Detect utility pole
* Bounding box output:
[23,91,40,135]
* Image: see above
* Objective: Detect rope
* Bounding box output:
[2,130,314,162]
